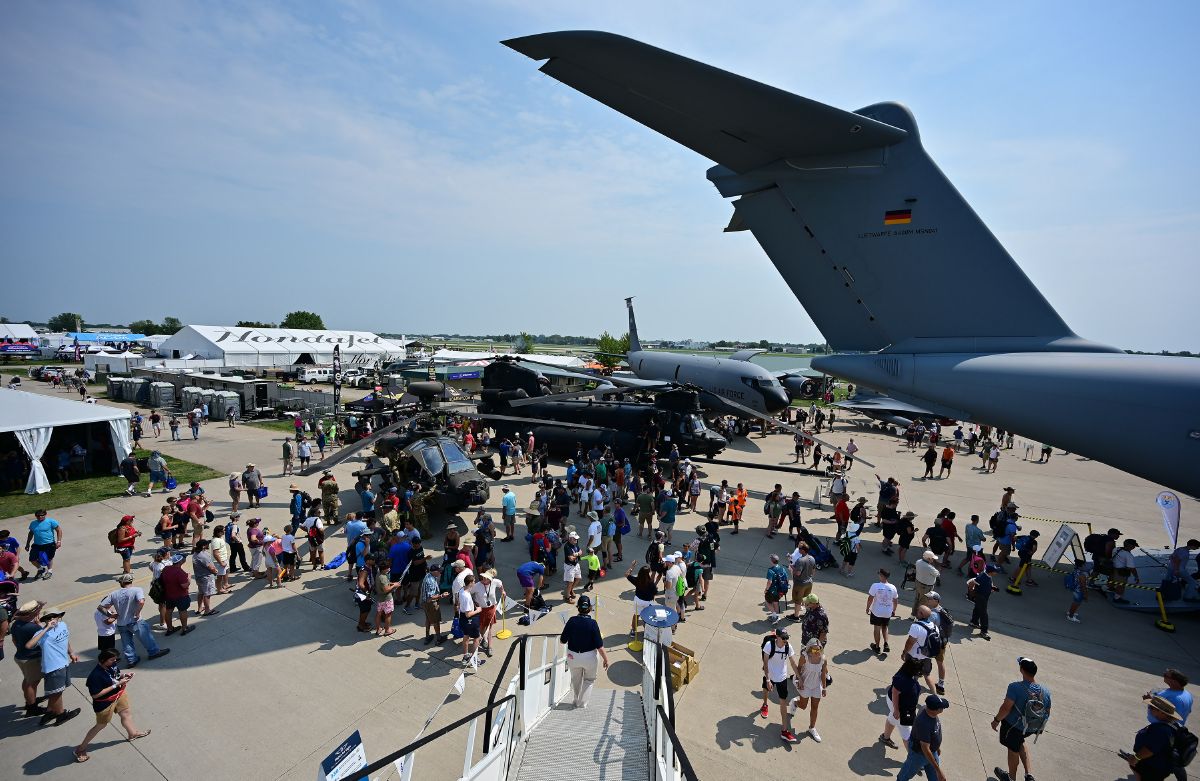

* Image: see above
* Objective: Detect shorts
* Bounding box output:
[95,691,130,726]
[377,599,394,615]
[999,720,1032,752]
[117,547,133,561]
[762,677,790,700]
[215,563,228,576]
[16,657,42,686]
[702,565,714,582]
[167,596,191,612]
[150,471,165,483]
[43,665,70,696]
[278,552,296,567]
[30,542,57,564]
[881,526,897,542]
[563,564,581,582]
[887,711,914,741]
[870,614,891,627]
[191,519,204,535]
[197,576,216,597]
[792,581,813,603]
[1070,589,1085,604]
[518,575,536,589]
[844,551,859,565]
[916,657,933,676]
[797,686,824,700]
[935,645,946,663]
[460,615,480,639]
[633,596,655,616]
[638,512,653,526]
[423,601,441,624]
[98,634,117,651]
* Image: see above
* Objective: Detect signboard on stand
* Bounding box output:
[1041,524,1082,568]
[319,729,366,781]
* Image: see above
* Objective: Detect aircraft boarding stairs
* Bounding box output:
[347,634,697,781]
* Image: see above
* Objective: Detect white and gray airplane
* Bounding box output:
[614,297,790,418]
[506,31,1200,498]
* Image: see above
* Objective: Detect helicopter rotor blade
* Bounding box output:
[299,413,428,476]
[694,389,875,468]
[458,411,612,432]
[506,386,626,406]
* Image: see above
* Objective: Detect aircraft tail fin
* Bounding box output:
[510,31,1113,355]
[625,297,642,352]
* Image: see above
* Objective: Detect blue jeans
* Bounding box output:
[896,748,940,781]
[191,424,200,439]
[118,620,161,664]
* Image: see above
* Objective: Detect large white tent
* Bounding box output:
[0,389,131,494]
[156,325,407,368]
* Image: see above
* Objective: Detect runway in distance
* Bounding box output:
[505,30,1200,498]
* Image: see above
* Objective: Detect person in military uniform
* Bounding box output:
[318,470,340,525]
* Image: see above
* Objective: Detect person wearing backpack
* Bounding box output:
[1064,558,1089,623]
[991,656,1051,781]
[902,605,941,694]
[1010,531,1041,586]
[764,554,790,624]
[760,627,801,742]
[111,515,139,575]
[924,592,953,695]
[967,563,1000,640]
[1127,695,1194,781]
[1143,669,1195,781]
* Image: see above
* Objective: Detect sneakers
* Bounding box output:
[1066,613,1081,623]
[808,727,821,743]
[786,614,801,622]
[980,632,992,641]
[870,642,880,654]
[148,649,171,660]
[759,703,769,718]
[780,729,798,743]
[935,682,946,695]
[40,708,81,726]
[879,733,899,749]
[882,643,891,653]
[994,769,1013,781]
[769,613,780,624]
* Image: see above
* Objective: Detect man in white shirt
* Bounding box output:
[456,573,484,668]
[586,511,603,551]
[1111,538,1141,604]
[845,439,859,470]
[903,605,939,692]
[911,551,941,616]
[591,485,606,516]
[662,554,683,614]
[761,628,802,742]
[451,560,473,604]
[471,569,505,656]
[577,475,593,515]
[866,568,898,656]
[830,473,848,504]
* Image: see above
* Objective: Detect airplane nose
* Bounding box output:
[763,386,790,413]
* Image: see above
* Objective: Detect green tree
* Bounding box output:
[280,311,325,329]
[47,312,83,332]
[595,331,631,368]
[160,316,183,335]
[128,319,160,335]
[236,320,275,328]
[515,331,537,353]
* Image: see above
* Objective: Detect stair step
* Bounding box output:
[516,689,651,781]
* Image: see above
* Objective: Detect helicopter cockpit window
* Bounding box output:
[440,441,476,474]
[419,446,445,476]
[685,414,706,434]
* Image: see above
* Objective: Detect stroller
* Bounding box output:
[810,537,840,570]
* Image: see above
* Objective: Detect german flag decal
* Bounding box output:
[884,209,912,225]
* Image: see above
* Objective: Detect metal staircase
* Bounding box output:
[345,634,697,781]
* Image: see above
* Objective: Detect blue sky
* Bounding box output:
[1,1,1197,351]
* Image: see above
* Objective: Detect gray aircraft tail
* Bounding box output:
[625,297,643,352]
[506,31,1114,355]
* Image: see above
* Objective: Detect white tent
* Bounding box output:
[84,351,144,374]
[0,323,38,341]
[156,325,407,368]
[0,389,131,494]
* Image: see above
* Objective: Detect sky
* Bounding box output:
[1,1,1197,352]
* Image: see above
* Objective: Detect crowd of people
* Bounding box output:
[1,406,1196,780]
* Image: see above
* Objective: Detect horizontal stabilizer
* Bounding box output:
[503,31,908,174]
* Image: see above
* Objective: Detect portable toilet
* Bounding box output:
[129,378,151,405]
[150,382,175,409]
[214,390,241,420]
[107,376,124,400]
[198,389,217,419]
[180,387,202,411]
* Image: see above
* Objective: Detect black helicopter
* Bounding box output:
[468,357,728,460]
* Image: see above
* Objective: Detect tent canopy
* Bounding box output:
[0,389,130,432]
[0,324,38,341]
[157,325,407,367]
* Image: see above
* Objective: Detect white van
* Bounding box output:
[298,367,334,384]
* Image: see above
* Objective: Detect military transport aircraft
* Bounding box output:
[505,31,1200,498]
[611,298,790,418]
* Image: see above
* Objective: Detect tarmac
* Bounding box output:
[2,382,1196,780]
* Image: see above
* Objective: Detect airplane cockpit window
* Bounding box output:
[741,376,779,389]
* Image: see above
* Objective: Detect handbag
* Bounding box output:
[257,486,269,499]
[450,615,463,639]
[165,477,178,490]
[148,578,164,604]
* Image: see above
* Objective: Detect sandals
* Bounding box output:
[129,730,151,741]
[381,629,396,637]
[74,750,89,763]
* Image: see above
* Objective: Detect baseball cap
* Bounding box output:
[121,514,135,522]
[773,627,790,641]
[925,591,941,602]
[577,595,593,612]
[117,573,135,584]
[925,695,950,711]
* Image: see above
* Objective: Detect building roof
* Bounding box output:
[0,389,129,433]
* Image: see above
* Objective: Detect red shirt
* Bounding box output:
[834,500,850,523]
[160,564,191,600]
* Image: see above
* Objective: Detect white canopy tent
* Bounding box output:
[0,389,131,494]
[83,351,143,374]
[156,325,408,368]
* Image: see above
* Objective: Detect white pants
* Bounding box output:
[887,712,912,741]
[567,650,599,707]
[250,547,264,573]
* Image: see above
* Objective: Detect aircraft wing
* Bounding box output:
[502,31,908,174]
[835,396,937,417]
[728,349,766,361]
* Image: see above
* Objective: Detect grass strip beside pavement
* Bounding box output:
[0,451,221,519]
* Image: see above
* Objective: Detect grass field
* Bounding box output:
[0,450,221,520]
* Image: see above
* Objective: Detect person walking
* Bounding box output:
[120,452,142,497]
[968,564,1000,640]
[992,657,1052,781]
[225,513,249,573]
[956,515,987,575]
[788,542,817,621]
[1141,671,1193,781]
[1125,696,1186,781]
[881,658,923,750]
[113,514,139,575]
[764,554,789,624]
[242,463,263,509]
[903,605,940,694]
[924,592,953,696]
[896,695,951,781]
[867,568,899,656]
[23,606,82,726]
[98,574,170,667]
[911,551,940,616]
[559,595,610,709]
[161,554,193,635]
[789,640,829,742]
[146,451,170,495]
[761,627,801,742]
[25,508,63,580]
[73,648,150,762]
